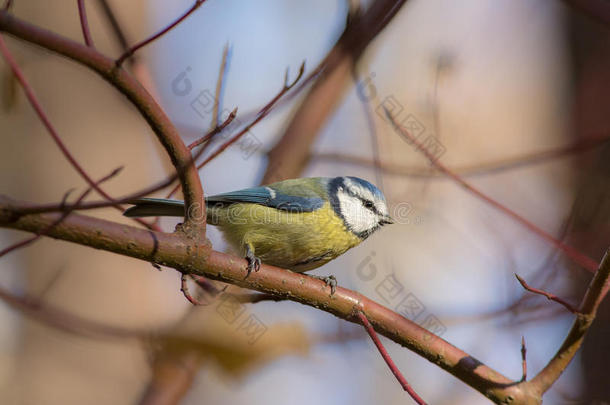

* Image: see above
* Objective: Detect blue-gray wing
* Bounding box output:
[206,186,324,212]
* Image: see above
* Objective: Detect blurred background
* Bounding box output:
[0,0,608,404]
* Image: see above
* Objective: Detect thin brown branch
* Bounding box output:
[0,10,205,230]
[521,336,527,382]
[196,62,305,170]
[311,135,610,179]
[187,108,237,151]
[180,274,206,306]
[0,166,122,258]
[529,248,610,395]
[0,33,157,230]
[164,108,237,200]
[356,311,426,404]
[0,197,541,404]
[262,0,408,183]
[0,34,111,203]
[353,69,385,192]
[115,0,207,66]
[0,283,143,338]
[515,274,580,314]
[213,43,231,128]
[385,109,599,273]
[77,0,94,47]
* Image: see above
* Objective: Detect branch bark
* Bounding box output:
[0,195,541,404]
[262,0,408,183]
[0,10,205,235]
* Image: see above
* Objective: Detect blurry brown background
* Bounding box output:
[0,1,608,404]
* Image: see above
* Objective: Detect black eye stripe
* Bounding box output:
[358,196,379,214]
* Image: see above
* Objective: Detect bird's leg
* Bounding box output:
[309,274,337,295]
[244,242,261,278]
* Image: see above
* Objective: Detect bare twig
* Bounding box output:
[115,0,207,66]
[0,34,112,203]
[180,274,207,306]
[187,108,237,151]
[197,62,305,170]
[213,43,232,128]
[165,108,237,200]
[515,274,580,314]
[77,0,94,47]
[353,69,385,192]
[0,283,143,338]
[262,0,408,183]
[356,311,426,404]
[521,336,527,382]
[311,135,610,179]
[0,32,157,230]
[530,248,610,395]
[0,166,122,258]
[385,109,599,273]
[0,11,205,229]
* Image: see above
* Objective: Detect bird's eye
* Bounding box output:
[363,200,374,209]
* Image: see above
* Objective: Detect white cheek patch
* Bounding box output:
[337,190,378,234]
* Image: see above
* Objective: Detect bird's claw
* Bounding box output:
[311,274,337,295]
[245,250,261,278]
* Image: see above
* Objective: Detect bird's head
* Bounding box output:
[328,176,394,239]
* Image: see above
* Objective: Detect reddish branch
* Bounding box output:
[0,34,157,230]
[356,311,426,404]
[0,10,205,230]
[515,274,580,314]
[164,46,237,200]
[385,109,599,273]
[2,4,609,404]
[77,0,94,47]
[2,202,607,404]
[530,249,610,394]
[115,0,207,66]
[186,43,235,151]
[180,274,205,306]
[186,108,237,150]
[262,0,408,183]
[311,135,610,179]
[198,62,305,170]
[0,167,122,258]
[0,198,534,404]
[0,283,142,338]
[0,35,113,204]
[521,336,527,382]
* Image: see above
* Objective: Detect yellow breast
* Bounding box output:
[207,202,362,272]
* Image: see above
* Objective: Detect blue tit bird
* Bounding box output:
[124,176,393,291]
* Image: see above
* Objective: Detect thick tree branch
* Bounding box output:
[0,10,205,233]
[262,0,408,183]
[0,195,543,404]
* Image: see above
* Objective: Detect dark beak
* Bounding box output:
[381,215,394,225]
